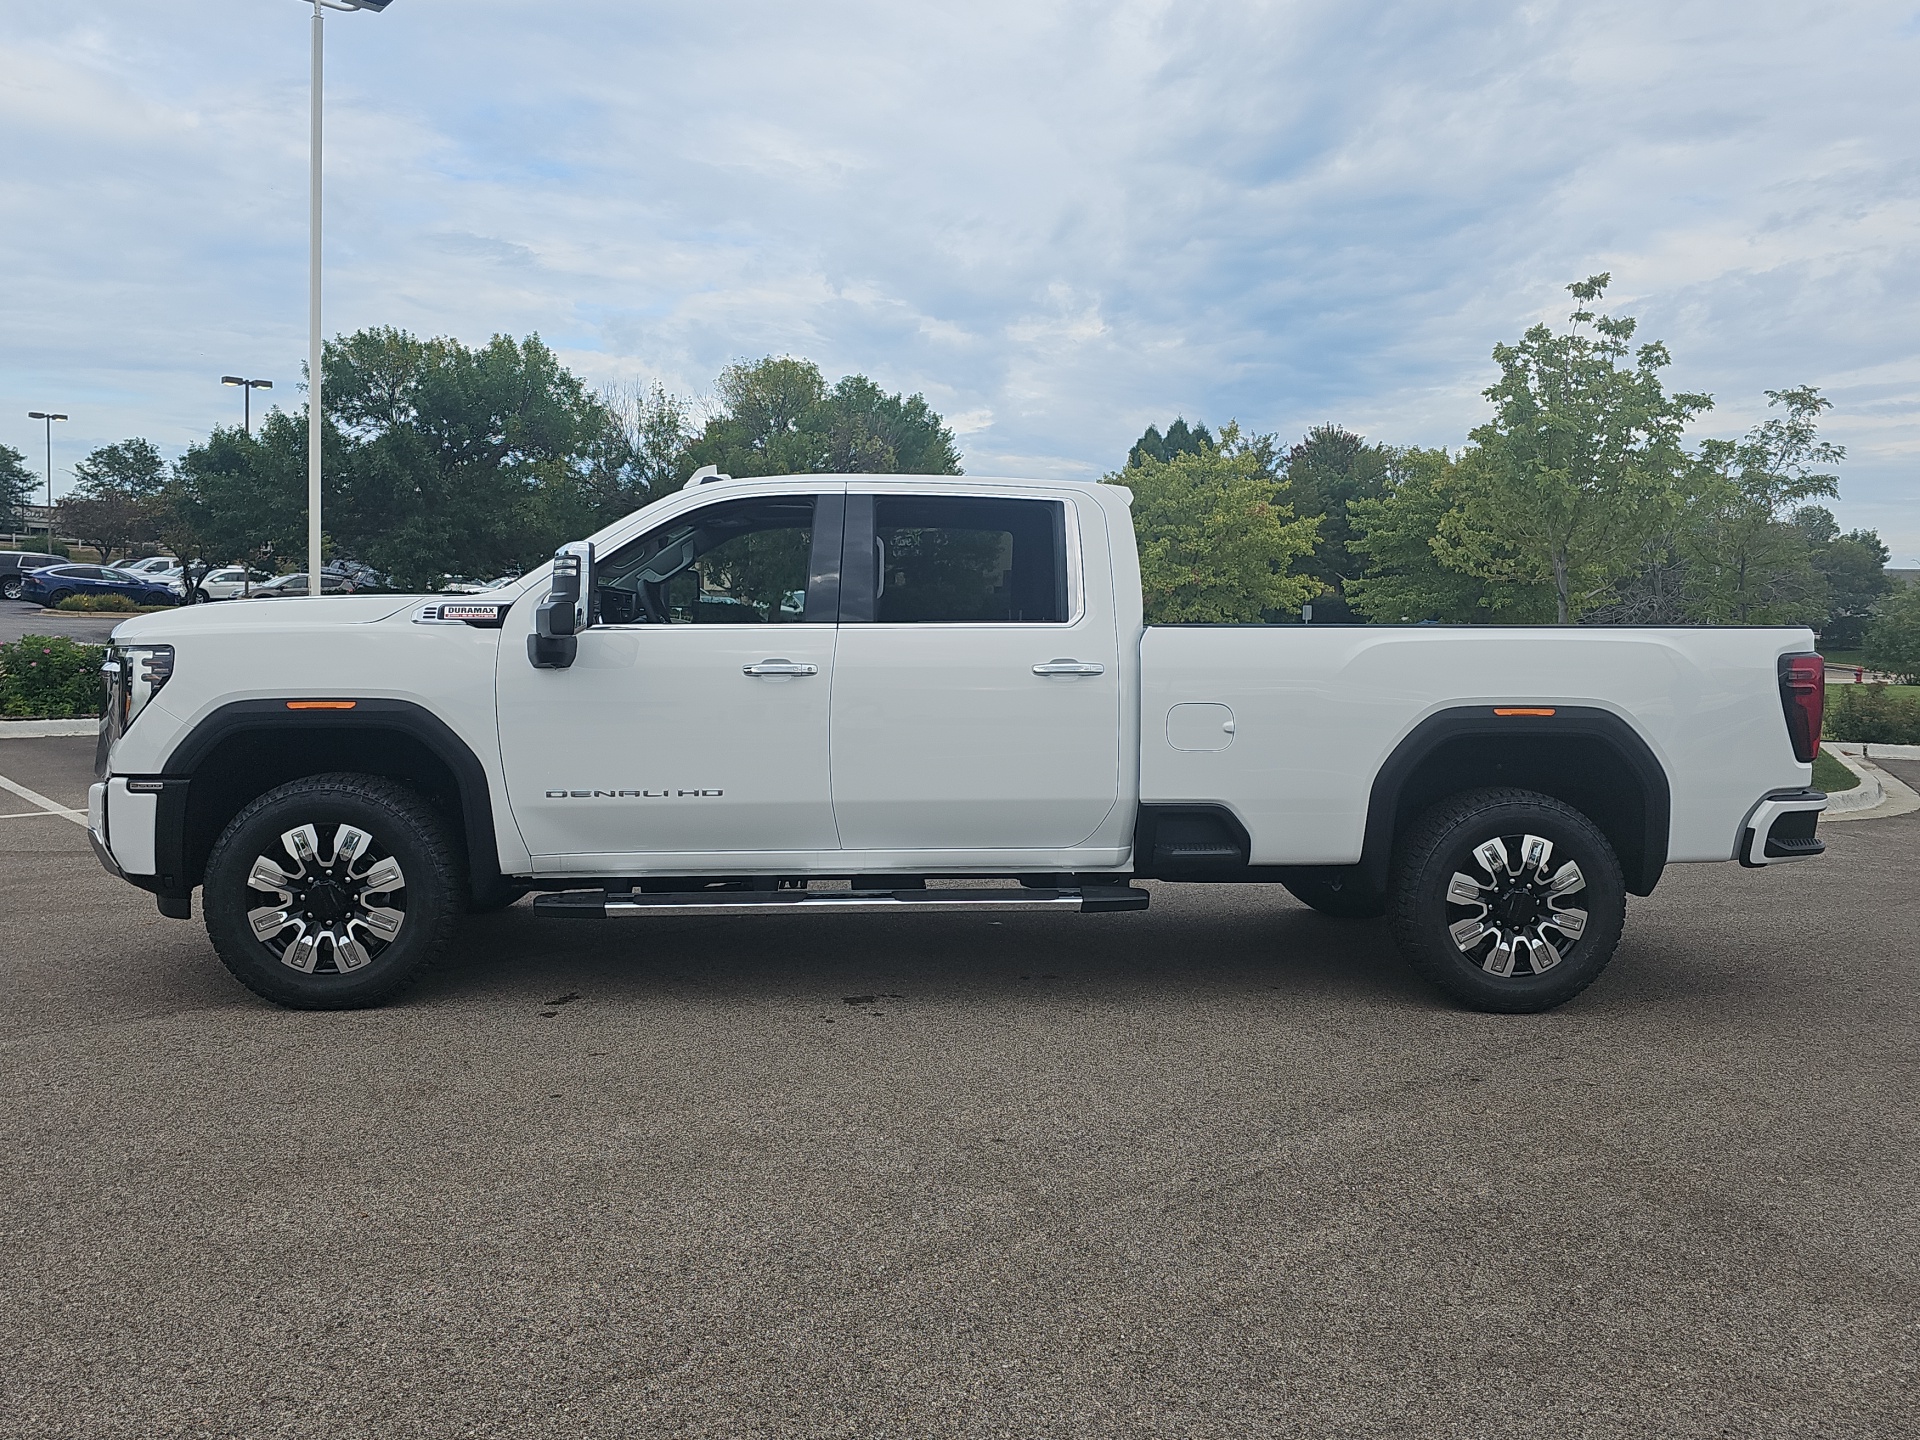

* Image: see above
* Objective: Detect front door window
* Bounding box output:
[596,496,823,625]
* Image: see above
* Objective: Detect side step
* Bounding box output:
[532,885,1150,919]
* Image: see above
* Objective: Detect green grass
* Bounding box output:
[1812,749,1860,793]
[1832,683,1920,699]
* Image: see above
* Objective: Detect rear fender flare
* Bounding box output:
[1358,706,1671,896]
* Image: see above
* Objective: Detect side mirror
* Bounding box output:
[528,541,595,669]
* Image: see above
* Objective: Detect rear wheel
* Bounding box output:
[203,773,462,1009]
[1,575,21,601]
[1388,787,1626,1013]
[44,589,73,607]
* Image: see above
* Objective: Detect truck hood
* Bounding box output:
[110,594,427,642]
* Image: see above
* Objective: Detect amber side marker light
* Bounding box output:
[286,701,357,710]
[1494,707,1556,717]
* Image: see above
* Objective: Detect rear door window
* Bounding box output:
[861,495,1068,623]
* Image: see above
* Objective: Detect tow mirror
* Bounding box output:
[528,541,595,669]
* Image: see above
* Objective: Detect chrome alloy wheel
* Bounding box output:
[1443,833,1589,978]
[245,823,407,974]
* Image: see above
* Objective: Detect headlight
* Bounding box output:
[107,643,175,731]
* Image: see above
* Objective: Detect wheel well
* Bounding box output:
[1364,718,1670,896]
[176,725,479,895]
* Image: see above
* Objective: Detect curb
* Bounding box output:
[0,718,97,739]
[1823,757,1883,814]
[1823,749,1920,823]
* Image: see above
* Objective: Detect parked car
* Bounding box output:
[1,550,64,602]
[20,563,179,609]
[92,473,1830,1016]
[121,556,181,578]
[245,572,360,598]
[193,566,274,602]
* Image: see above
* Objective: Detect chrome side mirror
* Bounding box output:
[528,541,594,669]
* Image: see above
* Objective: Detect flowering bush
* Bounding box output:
[0,635,107,718]
[54,594,146,613]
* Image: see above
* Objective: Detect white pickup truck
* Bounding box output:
[89,473,1830,1014]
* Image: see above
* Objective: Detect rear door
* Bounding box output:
[827,488,1123,853]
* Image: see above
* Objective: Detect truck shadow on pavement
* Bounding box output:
[410,895,1453,1016]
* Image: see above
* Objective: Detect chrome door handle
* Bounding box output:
[1032,659,1105,676]
[743,659,818,677]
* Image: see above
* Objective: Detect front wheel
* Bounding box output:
[1389,787,1626,1013]
[203,773,463,1009]
[1,575,22,601]
[194,588,211,603]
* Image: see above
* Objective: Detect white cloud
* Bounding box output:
[2,0,1917,560]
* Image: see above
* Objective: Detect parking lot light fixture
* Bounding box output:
[26,411,68,542]
[293,0,396,596]
[221,376,274,435]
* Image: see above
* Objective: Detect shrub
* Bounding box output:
[1823,683,1920,746]
[55,593,141,613]
[0,635,107,718]
[1863,584,1920,685]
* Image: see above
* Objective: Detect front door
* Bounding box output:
[497,491,844,869]
[828,490,1124,854]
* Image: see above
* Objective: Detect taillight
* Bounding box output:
[1778,652,1823,763]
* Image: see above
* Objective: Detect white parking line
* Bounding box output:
[0,773,89,827]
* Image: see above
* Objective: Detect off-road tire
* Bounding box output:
[204,772,462,1009]
[1389,787,1626,1014]
[1281,870,1386,919]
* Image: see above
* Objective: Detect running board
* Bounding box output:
[532,885,1149,919]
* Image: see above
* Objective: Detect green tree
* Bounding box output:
[1346,447,1557,623]
[683,357,961,479]
[1127,417,1215,469]
[1279,424,1395,618]
[0,443,36,533]
[324,327,608,588]
[1864,583,1920,685]
[1436,276,1711,623]
[58,437,170,561]
[1793,505,1891,649]
[169,418,312,576]
[1677,387,1839,625]
[72,438,168,497]
[528,382,694,548]
[1106,424,1320,623]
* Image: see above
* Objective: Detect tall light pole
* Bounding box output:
[221,376,274,435]
[26,411,67,548]
[299,0,394,595]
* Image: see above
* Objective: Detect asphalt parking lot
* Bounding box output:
[1,596,125,646]
[2,735,1916,1439]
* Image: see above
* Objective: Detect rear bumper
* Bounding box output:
[1738,788,1827,867]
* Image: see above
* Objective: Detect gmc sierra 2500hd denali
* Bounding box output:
[89,473,1829,1014]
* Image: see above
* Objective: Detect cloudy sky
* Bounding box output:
[4,0,1917,560]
